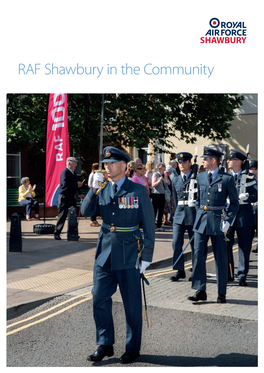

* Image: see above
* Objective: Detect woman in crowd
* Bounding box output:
[88,163,101,227]
[145,160,155,197]
[131,163,150,195]
[18,177,40,221]
[163,165,175,226]
[152,162,170,232]
[125,161,135,180]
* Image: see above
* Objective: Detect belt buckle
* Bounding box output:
[203,206,208,210]
[110,224,116,232]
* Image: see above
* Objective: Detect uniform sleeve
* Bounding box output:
[226,176,239,223]
[244,179,257,203]
[81,188,99,217]
[172,177,178,207]
[195,175,201,211]
[139,186,155,262]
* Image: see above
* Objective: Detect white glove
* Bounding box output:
[239,193,249,201]
[221,221,230,233]
[140,261,150,274]
[92,171,105,189]
[188,200,196,207]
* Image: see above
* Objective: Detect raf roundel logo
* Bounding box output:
[209,18,220,28]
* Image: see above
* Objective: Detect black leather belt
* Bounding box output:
[200,205,225,211]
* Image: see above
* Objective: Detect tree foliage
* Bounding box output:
[104,94,244,152]
[7,93,244,178]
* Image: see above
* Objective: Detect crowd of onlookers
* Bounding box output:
[18,153,205,228]
[123,153,205,232]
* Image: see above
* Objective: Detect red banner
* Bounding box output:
[45,94,70,207]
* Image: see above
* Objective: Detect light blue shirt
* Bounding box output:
[209,167,219,181]
[233,169,242,178]
[112,176,126,192]
[182,170,191,181]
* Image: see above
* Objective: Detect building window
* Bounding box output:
[7,153,21,187]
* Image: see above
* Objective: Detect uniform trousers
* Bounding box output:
[54,195,76,235]
[192,232,228,295]
[227,226,252,280]
[172,223,194,271]
[19,198,39,215]
[92,261,142,352]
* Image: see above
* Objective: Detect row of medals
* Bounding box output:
[118,197,139,209]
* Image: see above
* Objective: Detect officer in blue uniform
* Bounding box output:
[188,147,239,303]
[170,152,196,281]
[81,147,155,364]
[249,159,258,253]
[226,150,257,285]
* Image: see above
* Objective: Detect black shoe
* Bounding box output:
[189,276,192,281]
[189,268,193,272]
[217,294,226,303]
[119,351,140,364]
[252,248,258,253]
[54,234,61,240]
[170,271,186,282]
[239,279,247,286]
[228,277,234,282]
[187,290,207,302]
[87,345,114,362]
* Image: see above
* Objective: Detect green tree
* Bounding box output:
[7,93,243,180]
[104,94,244,152]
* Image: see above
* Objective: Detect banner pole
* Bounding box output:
[99,94,104,170]
[44,94,50,224]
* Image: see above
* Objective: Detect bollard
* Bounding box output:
[9,212,22,252]
[67,206,79,241]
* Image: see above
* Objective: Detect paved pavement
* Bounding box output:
[6,217,258,323]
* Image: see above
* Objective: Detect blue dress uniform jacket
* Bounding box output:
[193,170,239,235]
[81,177,155,353]
[172,174,196,271]
[191,169,239,295]
[81,177,155,270]
[227,172,257,281]
[172,175,196,226]
[230,172,257,228]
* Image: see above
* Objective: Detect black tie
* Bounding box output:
[183,175,186,182]
[234,174,237,182]
[113,183,117,194]
[208,172,212,184]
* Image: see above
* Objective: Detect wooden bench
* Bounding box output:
[7,188,89,219]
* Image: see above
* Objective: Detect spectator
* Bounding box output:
[132,163,150,195]
[145,160,155,196]
[134,157,142,164]
[88,163,101,227]
[169,159,180,176]
[152,162,171,232]
[163,165,175,226]
[18,177,40,221]
[198,165,206,173]
[125,161,135,179]
[53,157,84,240]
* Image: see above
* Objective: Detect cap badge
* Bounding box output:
[180,154,183,157]
[105,150,111,157]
